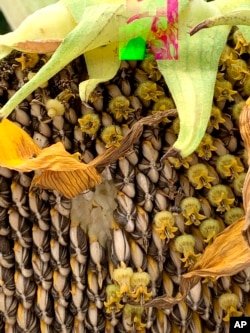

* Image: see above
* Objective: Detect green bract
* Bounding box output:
[0,0,249,158]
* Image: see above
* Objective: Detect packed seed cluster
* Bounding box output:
[0,27,249,333]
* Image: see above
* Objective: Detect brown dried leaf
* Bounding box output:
[239,97,250,245]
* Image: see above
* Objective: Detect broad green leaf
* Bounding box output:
[158,0,230,158]
[80,43,121,102]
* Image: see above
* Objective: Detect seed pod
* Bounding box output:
[167,240,184,284]
[33,131,49,148]
[115,158,135,198]
[152,309,171,333]
[87,269,105,309]
[131,205,151,251]
[0,265,15,297]
[49,191,71,217]
[129,237,147,271]
[13,242,33,278]
[52,271,70,307]
[50,208,69,246]
[70,257,86,290]
[29,190,50,231]
[85,301,105,332]
[233,266,250,292]
[0,293,17,326]
[9,210,32,248]
[35,285,54,325]
[89,240,106,289]
[50,240,70,276]
[69,225,88,264]
[11,106,31,127]
[111,225,130,267]
[170,301,192,331]
[113,191,136,230]
[125,144,139,166]
[138,141,160,183]
[32,254,52,291]
[54,302,73,333]
[14,270,37,309]
[146,256,161,297]
[0,167,12,179]
[159,160,178,194]
[136,172,156,212]
[14,172,32,188]
[70,284,88,322]
[32,225,50,262]
[17,303,39,333]
[186,281,202,312]
[143,128,162,151]
[0,236,14,268]
[154,189,169,212]
[0,207,9,236]
[179,174,195,198]
[10,181,29,217]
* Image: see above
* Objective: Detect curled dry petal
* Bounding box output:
[0,119,102,198]
[239,98,250,245]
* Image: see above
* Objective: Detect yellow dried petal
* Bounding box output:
[0,119,102,198]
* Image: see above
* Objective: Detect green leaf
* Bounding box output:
[158,0,231,158]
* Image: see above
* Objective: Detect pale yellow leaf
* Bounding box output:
[80,43,121,101]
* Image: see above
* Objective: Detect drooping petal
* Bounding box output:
[0,119,102,198]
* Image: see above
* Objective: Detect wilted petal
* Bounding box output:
[183,217,250,278]
[239,98,250,246]
[32,168,102,199]
[0,119,41,167]
[0,119,102,198]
